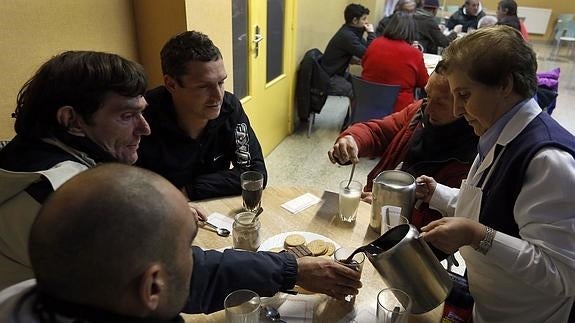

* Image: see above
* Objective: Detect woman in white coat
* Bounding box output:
[416,25,575,323]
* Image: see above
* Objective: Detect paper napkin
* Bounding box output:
[281,193,322,214]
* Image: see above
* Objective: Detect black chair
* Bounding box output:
[348,76,400,126]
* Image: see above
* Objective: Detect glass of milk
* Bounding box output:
[339,180,362,222]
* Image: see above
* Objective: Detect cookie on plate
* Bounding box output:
[284,234,306,248]
[269,247,284,253]
[307,239,327,256]
[324,242,336,256]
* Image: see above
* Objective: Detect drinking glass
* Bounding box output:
[339,180,362,222]
[334,247,365,302]
[224,289,260,323]
[241,171,263,212]
[381,205,409,235]
[376,288,412,323]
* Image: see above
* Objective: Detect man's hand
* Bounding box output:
[296,256,362,300]
[328,135,359,165]
[364,23,374,33]
[415,175,437,203]
[189,203,208,222]
[453,24,463,33]
[420,217,486,254]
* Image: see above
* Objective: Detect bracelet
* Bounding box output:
[475,226,496,255]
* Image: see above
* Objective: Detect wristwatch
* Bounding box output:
[475,226,496,255]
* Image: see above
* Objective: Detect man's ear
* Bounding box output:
[138,263,165,312]
[164,75,178,93]
[502,74,514,97]
[56,106,86,137]
[351,17,359,25]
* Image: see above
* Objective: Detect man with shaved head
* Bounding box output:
[0,164,361,321]
[328,72,478,231]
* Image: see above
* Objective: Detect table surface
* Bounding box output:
[183,186,443,322]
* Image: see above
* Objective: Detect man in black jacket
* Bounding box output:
[321,3,375,98]
[0,164,361,321]
[446,0,485,32]
[138,31,266,201]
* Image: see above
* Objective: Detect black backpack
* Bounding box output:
[296,48,330,121]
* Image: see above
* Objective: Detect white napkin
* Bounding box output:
[277,298,314,322]
[338,305,377,323]
[207,212,234,232]
[281,193,322,214]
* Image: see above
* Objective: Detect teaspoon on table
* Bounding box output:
[202,221,230,237]
[263,306,286,323]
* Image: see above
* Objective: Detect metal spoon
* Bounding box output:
[250,206,264,224]
[202,221,230,237]
[344,162,356,190]
[263,306,287,323]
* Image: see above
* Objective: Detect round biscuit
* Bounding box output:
[324,242,336,256]
[269,247,284,253]
[307,239,327,256]
[284,234,306,247]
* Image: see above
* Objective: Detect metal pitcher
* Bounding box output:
[364,224,452,314]
[370,170,416,233]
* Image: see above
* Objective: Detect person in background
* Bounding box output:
[376,0,417,34]
[0,164,362,321]
[362,13,429,113]
[328,72,477,230]
[417,26,575,322]
[138,31,266,201]
[321,3,376,98]
[446,0,485,32]
[0,51,360,299]
[414,0,459,54]
[496,0,529,40]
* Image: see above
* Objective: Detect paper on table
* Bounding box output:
[281,193,322,214]
[338,305,377,323]
[276,297,314,322]
[207,212,234,232]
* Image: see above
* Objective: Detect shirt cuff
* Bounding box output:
[280,252,298,291]
[429,183,454,217]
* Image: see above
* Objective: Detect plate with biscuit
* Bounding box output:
[258,231,340,258]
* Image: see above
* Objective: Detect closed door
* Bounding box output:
[232,0,295,155]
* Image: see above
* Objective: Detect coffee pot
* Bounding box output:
[370,170,416,233]
[359,224,452,314]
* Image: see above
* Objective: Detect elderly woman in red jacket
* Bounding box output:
[361,12,429,113]
[328,72,477,230]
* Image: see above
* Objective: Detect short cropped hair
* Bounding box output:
[383,12,417,44]
[436,25,537,98]
[478,15,498,28]
[160,31,222,85]
[13,51,147,140]
[344,3,370,24]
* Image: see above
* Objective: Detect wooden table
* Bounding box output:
[183,186,442,322]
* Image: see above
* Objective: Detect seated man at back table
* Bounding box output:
[321,3,375,98]
[328,72,478,230]
[0,164,362,320]
[446,0,485,32]
[137,31,266,201]
[0,50,359,297]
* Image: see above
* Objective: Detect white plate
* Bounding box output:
[258,231,340,252]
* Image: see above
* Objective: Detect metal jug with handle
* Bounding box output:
[363,224,452,314]
[370,170,416,233]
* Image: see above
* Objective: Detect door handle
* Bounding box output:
[253,25,264,57]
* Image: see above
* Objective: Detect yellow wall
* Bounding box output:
[443,0,575,40]
[0,0,139,140]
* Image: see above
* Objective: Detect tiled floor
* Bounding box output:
[266,41,575,192]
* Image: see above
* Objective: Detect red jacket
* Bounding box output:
[361,37,429,113]
[339,100,475,229]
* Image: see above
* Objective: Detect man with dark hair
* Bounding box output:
[0,164,361,320]
[137,31,266,201]
[321,3,375,98]
[0,51,151,290]
[446,0,485,32]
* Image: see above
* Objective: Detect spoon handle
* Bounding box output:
[203,221,218,230]
[345,163,356,189]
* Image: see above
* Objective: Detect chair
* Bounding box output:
[348,76,400,126]
[552,20,575,57]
